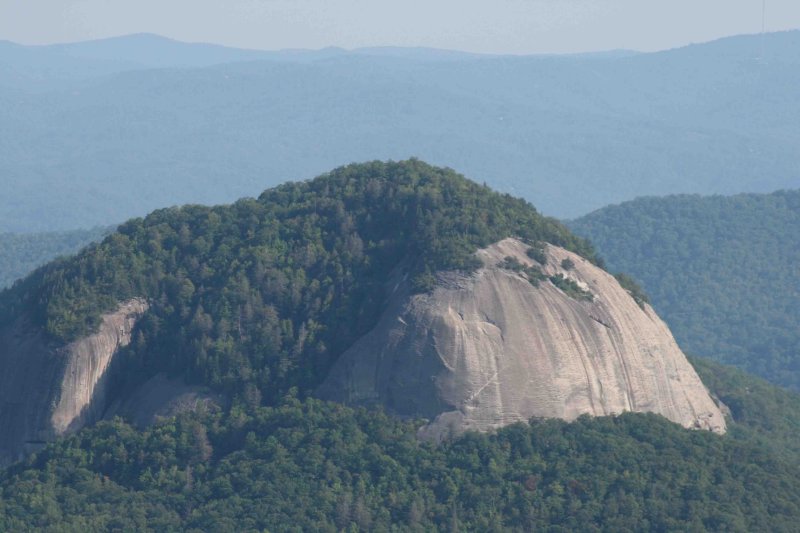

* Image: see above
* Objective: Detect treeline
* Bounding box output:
[4,355,800,531]
[0,160,597,406]
[570,190,800,390]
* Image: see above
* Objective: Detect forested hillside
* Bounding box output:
[570,190,800,389]
[2,31,799,231]
[0,227,109,289]
[2,357,800,531]
[0,160,595,407]
[3,161,800,530]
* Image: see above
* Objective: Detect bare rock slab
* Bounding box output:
[0,299,147,465]
[319,238,726,440]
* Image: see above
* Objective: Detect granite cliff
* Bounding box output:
[319,238,726,440]
[0,299,147,466]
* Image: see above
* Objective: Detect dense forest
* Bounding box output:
[3,357,800,531]
[0,160,596,407]
[570,190,800,390]
[0,227,109,289]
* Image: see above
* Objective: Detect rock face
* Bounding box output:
[318,238,726,440]
[104,372,222,429]
[0,299,147,466]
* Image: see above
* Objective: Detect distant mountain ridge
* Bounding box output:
[0,33,497,78]
[1,31,798,232]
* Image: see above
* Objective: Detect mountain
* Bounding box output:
[0,34,338,89]
[569,189,800,390]
[2,31,799,232]
[31,33,309,69]
[0,160,723,466]
[0,34,486,91]
[3,33,494,74]
[0,160,798,530]
[0,160,596,465]
[0,227,111,289]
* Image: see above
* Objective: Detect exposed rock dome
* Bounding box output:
[318,238,726,440]
[0,299,147,466]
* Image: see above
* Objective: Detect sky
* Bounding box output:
[2,0,799,54]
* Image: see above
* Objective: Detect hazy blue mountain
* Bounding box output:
[570,189,800,390]
[0,227,111,289]
[2,31,798,232]
[41,33,294,69]
[0,34,347,91]
[0,34,489,90]
[349,46,493,61]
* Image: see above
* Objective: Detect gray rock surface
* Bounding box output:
[318,238,726,440]
[105,372,222,429]
[0,298,147,466]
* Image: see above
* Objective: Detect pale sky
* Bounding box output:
[3,0,799,54]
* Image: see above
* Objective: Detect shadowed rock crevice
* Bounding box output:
[104,372,223,429]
